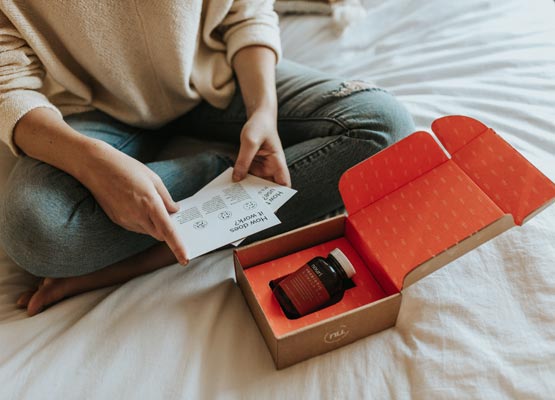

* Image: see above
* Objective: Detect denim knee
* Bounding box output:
[327,86,415,148]
[1,182,52,276]
[0,159,145,277]
[0,178,80,277]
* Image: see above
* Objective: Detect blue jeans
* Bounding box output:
[0,61,414,278]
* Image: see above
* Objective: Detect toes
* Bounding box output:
[37,277,55,289]
[27,279,67,317]
[16,291,35,308]
[43,277,56,286]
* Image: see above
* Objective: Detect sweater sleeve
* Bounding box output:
[217,0,282,65]
[0,11,62,155]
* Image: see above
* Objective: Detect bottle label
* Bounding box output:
[279,264,331,316]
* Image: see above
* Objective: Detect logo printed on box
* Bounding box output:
[324,325,350,343]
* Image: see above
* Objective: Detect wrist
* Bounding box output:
[248,102,277,120]
[73,138,114,183]
[13,108,108,183]
[233,46,278,119]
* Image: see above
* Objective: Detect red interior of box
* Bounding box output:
[243,237,386,337]
[242,115,555,337]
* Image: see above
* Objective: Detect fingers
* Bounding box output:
[143,218,163,241]
[274,158,291,187]
[233,137,259,182]
[251,154,292,188]
[153,176,179,213]
[151,180,188,264]
[274,170,291,187]
[104,180,186,265]
[148,198,189,266]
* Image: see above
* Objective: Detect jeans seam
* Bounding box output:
[287,133,348,169]
[212,152,234,167]
[113,128,148,151]
[195,87,391,129]
[280,116,349,130]
[66,110,149,151]
[195,116,350,131]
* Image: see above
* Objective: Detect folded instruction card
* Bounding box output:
[202,168,298,246]
[203,169,297,212]
[170,168,296,259]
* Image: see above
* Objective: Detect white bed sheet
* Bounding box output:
[1,0,555,398]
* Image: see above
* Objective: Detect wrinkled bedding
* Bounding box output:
[1,0,554,398]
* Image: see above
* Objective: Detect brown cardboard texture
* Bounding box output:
[233,115,555,369]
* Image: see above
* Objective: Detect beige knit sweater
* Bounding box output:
[0,1,281,155]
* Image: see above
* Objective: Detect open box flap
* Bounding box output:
[345,159,507,294]
[340,115,555,294]
[431,115,488,154]
[432,116,555,225]
[338,131,449,216]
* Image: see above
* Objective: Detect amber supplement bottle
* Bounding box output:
[272,248,356,319]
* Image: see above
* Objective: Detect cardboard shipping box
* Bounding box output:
[233,115,555,369]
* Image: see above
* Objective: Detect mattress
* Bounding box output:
[1,0,554,398]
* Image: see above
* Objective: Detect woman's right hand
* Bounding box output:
[79,141,188,265]
[14,108,188,265]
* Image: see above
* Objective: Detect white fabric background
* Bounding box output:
[1,0,554,398]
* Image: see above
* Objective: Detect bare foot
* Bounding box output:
[15,243,180,317]
[16,277,70,316]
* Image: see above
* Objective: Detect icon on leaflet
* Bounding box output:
[218,211,232,220]
[193,220,208,230]
[243,200,257,210]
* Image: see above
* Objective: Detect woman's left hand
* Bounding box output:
[232,109,291,187]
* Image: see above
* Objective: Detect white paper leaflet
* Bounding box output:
[170,168,296,259]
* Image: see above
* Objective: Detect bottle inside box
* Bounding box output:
[243,237,387,337]
[268,264,356,320]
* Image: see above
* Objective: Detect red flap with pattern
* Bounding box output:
[338,116,555,294]
[432,116,555,225]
